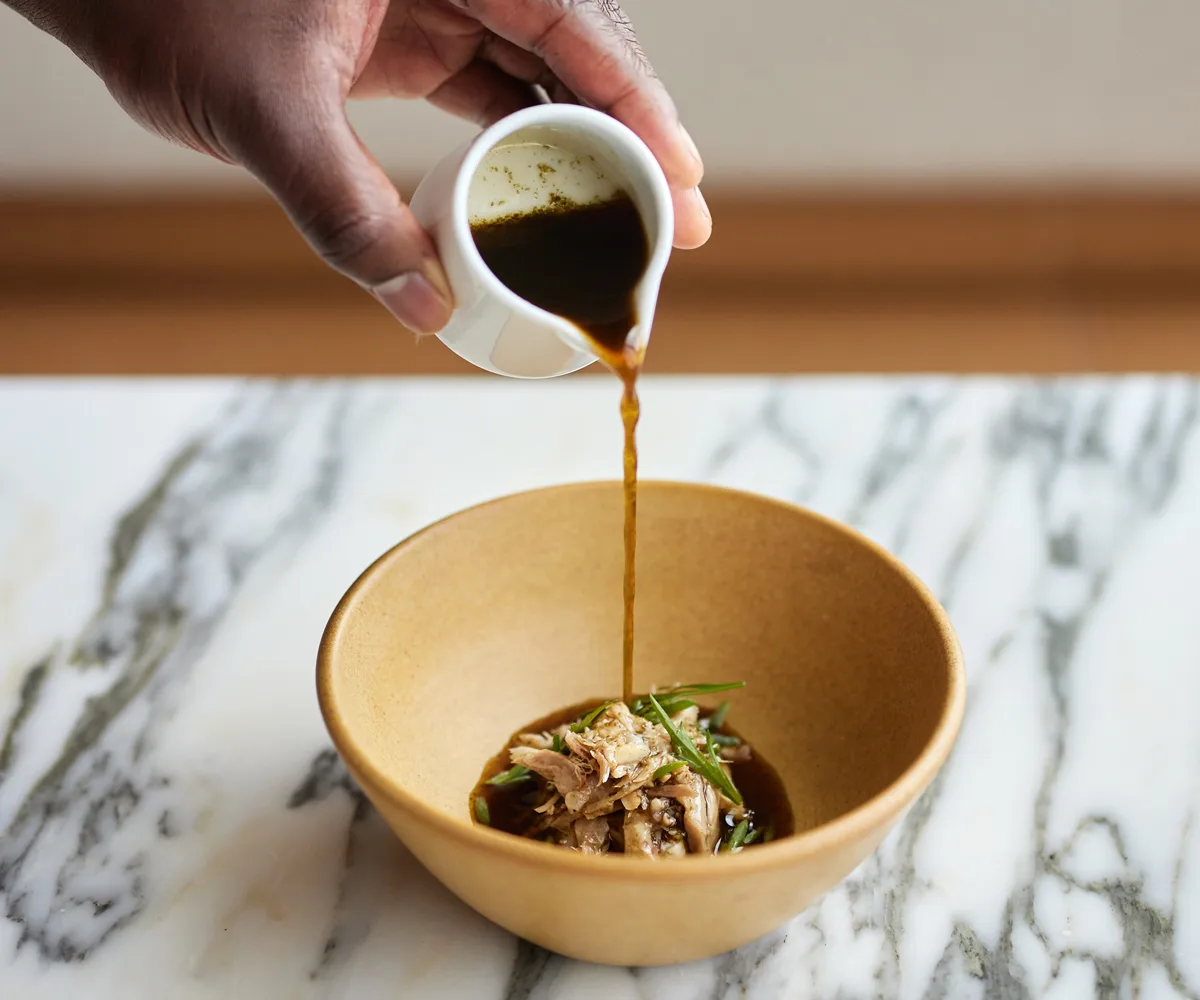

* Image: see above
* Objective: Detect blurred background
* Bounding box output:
[3,0,1200,373]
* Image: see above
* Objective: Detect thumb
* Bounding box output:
[238,96,454,335]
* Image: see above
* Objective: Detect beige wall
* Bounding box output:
[2,0,1199,188]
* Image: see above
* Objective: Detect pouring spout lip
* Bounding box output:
[448,103,675,354]
[622,276,665,357]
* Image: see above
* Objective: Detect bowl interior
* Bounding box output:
[323,482,958,839]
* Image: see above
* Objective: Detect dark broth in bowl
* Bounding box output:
[474,699,794,856]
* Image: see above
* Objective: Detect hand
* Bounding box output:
[7,0,709,333]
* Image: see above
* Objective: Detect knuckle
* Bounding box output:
[303,208,393,274]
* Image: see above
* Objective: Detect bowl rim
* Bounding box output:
[317,480,966,881]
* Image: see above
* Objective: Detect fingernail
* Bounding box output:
[374,270,452,335]
[420,257,454,304]
[679,124,703,172]
[688,186,711,223]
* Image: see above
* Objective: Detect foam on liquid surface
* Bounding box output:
[468,142,621,224]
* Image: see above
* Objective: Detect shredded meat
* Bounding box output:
[648,797,679,829]
[654,781,699,800]
[673,705,701,729]
[623,808,657,857]
[563,703,670,783]
[720,744,753,764]
[574,816,611,854]
[676,769,721,854]
[509,747,587,795]
[501,700,752,858]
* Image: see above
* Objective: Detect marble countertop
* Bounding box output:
[1,376,1198,999]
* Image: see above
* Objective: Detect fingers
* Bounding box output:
[673,185,711,251]
[477,34,581,105]
[233,91,453,334]
[426,59,543,127]
[470,0,710,248]
[359,29,578,119]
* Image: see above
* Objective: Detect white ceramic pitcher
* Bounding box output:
[409,104,674,378]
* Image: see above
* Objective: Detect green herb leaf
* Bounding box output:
[722,818,750,852]
[631,682,744,719]
[743,826,763,846]
[660,682,746,698]
[707,701,731,731]
[551,732,567,754]
[646,692,742,804]
[652,698,697,717]
[705,729,723,769]
[486,764,532,787]
[571,701,614,732]
[708,732,741,747]
[473,796,491,825]
[653,760,687,780]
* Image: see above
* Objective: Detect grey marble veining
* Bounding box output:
[0,377,1197,999]
[2,384,349,962]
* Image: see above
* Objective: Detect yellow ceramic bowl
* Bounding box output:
[318,482,964,966]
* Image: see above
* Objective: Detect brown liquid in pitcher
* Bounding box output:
[471,192,649,703]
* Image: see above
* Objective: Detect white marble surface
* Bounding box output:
[1,377,1198,999]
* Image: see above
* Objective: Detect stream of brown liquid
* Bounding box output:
[470,191,650,705]
[618,364,640,705]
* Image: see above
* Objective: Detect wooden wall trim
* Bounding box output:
[4,187,1200,374]
[7,188,1200,296]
